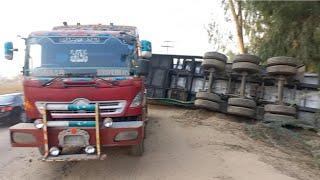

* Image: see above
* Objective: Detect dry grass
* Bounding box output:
[0,81,22,95]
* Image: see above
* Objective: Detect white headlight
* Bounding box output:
[130,92,143,107]
[49,146,60,156]
[103,118,113,127]
[85,145,95,154]
[34,119,44,129]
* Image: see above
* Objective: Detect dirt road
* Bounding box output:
[0,105,319,180]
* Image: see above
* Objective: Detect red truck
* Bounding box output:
[4,23,151,161]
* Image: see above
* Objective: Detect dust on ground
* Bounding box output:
[173,108,320,180]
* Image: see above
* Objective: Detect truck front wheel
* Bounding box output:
[38,146,45,156]
[129,140,144,156]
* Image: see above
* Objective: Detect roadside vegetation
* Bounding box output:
[207,0,320,72]
[245,121,320,168]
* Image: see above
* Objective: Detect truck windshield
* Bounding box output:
[27,36,134,77]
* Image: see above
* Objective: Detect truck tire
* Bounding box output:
[196,91,221,102]
[11,107,27,123]
[144,121,148,139]
[38,146,45,156]
[227,105,255,118]
[202,59,226,71]
[130,140,144,156]
[233,54,260,65]
[264,104,296,116]
[228,98,256,108]
[266,65,296,76]
[19,113,28,123]
[232,62,260,74]
[263,113,295,122]
[203,52,227,62]
[194,99,220,111]
[267,56,297,67]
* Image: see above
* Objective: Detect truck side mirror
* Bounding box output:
[4,42,18,60]
[136,59,150,76]
[140,40,152,59]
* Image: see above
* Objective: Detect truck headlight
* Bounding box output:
[34,119,44,129]
[49,146,60,156]
[84,145,95,154]
[130,92,143,107]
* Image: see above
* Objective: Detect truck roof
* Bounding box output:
[29,24,138,37]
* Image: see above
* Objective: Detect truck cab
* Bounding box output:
[4,24,151,161]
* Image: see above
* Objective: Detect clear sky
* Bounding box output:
[0,0,228,77]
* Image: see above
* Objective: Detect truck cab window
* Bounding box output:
[29,44,42,69]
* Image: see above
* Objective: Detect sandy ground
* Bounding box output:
[0,82,22,95]
[0,105,319,180]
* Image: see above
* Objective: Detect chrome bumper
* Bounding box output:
[43,120,143,128]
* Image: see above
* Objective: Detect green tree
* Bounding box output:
[207,0,246,54]
[208,1,320,72]
[244,1,320,71]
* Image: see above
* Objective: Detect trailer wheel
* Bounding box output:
[194,99,220,111]
[129,140,144,156]
[203,51,227,62]
[228,98,256,108]
[233,54,260,65]
[264,104,296,116]
[266,65,296,76]
[196,91,221,102]
[202,59,226,71]
[232,62,260,74]
[227,105,255,118]
[267,56,297,67]
[263,113,295,122]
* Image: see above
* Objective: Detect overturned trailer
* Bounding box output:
[146,54,319,127]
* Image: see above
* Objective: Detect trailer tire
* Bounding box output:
[264,104,296,116]
[232,62,260,74]
[194,99,220,111]
[228,98,256,108]
[202,59,226,71]
[233,54,260,65]
[227,105,255,118]
[266,65,296,76]
[263,113,295,122]
[267,56,297,67]
[196,92,221,102]
[130,140,144,156]
[203,52,227,62]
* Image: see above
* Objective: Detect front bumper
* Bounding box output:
[9,121,144,148]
